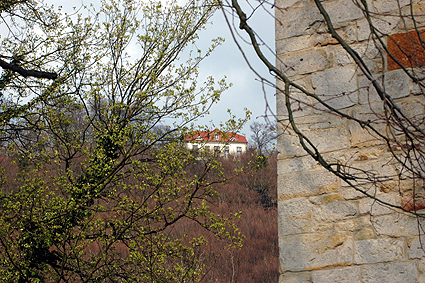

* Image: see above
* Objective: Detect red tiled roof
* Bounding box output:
[185,130,248,143]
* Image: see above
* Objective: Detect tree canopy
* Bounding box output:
[0,0,248,281]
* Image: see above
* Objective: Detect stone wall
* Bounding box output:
[276,0,425,282]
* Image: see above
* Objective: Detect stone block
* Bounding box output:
[358,76,382,105]
[382,69,410,99]
[361,262,418,283]
[410,80,425,95]
[359,70,410,103]
[335,216,373,232]
[372,213,422,237]
[398,98,425,125]
[276,35,313,55]
[408,236,425,259]
[277,130,309,157]
[276,93,312,119]
[397,2,425,30]
[334,43,380,67]
[280,272,311,283]
[277,49,328,77]
[279,232,353,272]
[278,169,340,199]
[294,112,347,131]
[323,0,363,24]
[278,197,313,236]
[348,104,387,147]
[357,16,399,42]
[277,125,349,157]
[275,5,321,40]
[354,238,405,264]
[275,0,303,10]
[278,155,319,174]
[312,266,360,283]
[312,65,358,110]
[358,193,401,216]
[370,0,411,13]
[354,227,377,240]
[312,201,358,222]
[341,186,370,200]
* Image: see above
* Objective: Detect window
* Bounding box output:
[205,146,210,151]
[192,144,198,150]
[237,146,242,156]
[214,146,220,153]
[215,134,219,140]
[230,137,236,142]
[225,146,229,157]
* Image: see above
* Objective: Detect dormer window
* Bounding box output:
[196,136,202,141]
[230,137,236,142]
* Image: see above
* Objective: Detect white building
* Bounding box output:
[184,130,248,157]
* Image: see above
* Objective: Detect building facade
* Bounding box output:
[276,0,425,282]
[185,130,248,156]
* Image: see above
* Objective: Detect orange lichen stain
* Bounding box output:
[379,184,391,193]
[278,193,310,200]
[387,29,425,70]
[358,154,368,161]
[323,194,342,203]
[401,197,425,211]
[304,261,351,271]
[319,183,340,193]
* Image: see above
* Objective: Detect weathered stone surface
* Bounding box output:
[275,5,321,40]
[349,104,387,147]
[278,126,349,157]
[279,232,353,272]
[354,238,405,264]
[277,49,328,77]
[312,266,360,283]
[278,155,319,174]
[276,35,312,54]
[278,197,312,236]
[361,262,418,283]
[276,79,313,119]
[372,213,421,237]
[279,272,311,283]
[275,0,425,280]
[408,236,425,259]
[277,131,309,157]
[382,69,410,99]
[278,169,340,199]
[341,186,369,200]
[292,112,347,132]
[335,216,373,232]
[397,2,425,30]
[323,0,363,24]
[312,65,358,110]
[358,193,401,216]
[418,259,425,283]
[334,43,380,67]
[357,16,399,42]
[312,201,358,222]
[354,227,377,240]
[371,0,411,14]
[358,76,382,105]
[398,98,425,124]
[358,69,411,104]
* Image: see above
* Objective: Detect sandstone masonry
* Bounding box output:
[276,0,425,282]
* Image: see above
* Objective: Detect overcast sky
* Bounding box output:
[195,2,276,136]
[27,0,276,136]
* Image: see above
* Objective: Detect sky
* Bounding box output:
[9,0,277,137]
[192,2,276,136]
